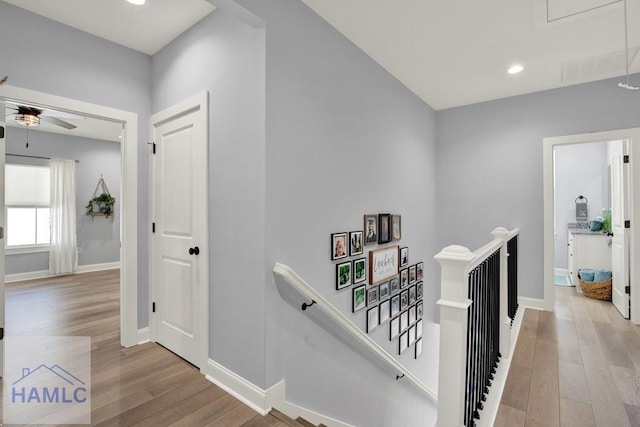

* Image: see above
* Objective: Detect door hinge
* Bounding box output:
[624,155,630,164]
[152,222,155,233]
[152,302,156,313]
[149,141,156,154]
[0,327,4,340]
[0,125,4,139]
[626,286,631,294]
[625,220,631,229]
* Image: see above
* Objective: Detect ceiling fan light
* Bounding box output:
[126,0,145,5]
[15,114,41,127]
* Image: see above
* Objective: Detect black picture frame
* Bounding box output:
[364,214,378,246]
[415,337,423,359]
[367,287,379,306]
[409,285,416,304]
[390,316,400,340]
[399,247,409,268]
[379,281,390,299]
[400,290,409,311]
[416,281,423,299]
[353,258,367,284]
[409,264,417,284]
[417,262,424,280]
[331,232,348,260]
[349,230,363,256]
[336,261,351,290]
[378,213,391,244]
[379,299,391,324]
[391,294,400,317]
[353,285,367,312]
[399,330,409,355]
[392,214,401,241]
[400,310,409,331]
[409,324,416,345]
[366,306,379,333]
[400,268,409,288]
[409,304,416,324]
[417,301,423,319]
[389,276,400,294]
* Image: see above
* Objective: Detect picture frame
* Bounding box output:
[417,301,423,319]
[392,214,401,241]
[378,213,391,244]
[415,338,423,359]
[399,330,409,355]
[400,268,409,288]
[368,245,399,285]
[409,285,416,304]
[416,319,423,339]
[400,290,409,311]
[399,247,409,268]
[367,287,379,306]
[353,285,366,312]
[416,281,423,299]
[409,265,417,284]
[400,310,409,331]
[367,306,379,333]
[353,258,367,284]
[391,295,400,317]
[409,324,416,345]
[364,214,378,246]
[379,299,390,324]
[379,281,390,299]
[409,305,416,324]
[417,262,424,280]
[389,276,400,294]
[349,230,363,256]
[390,316,400,340]
[331,232,348,260]
[336,261,351,290]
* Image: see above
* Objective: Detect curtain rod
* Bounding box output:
[6,153,80,163]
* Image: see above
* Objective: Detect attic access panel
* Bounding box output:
[547,0,621,22]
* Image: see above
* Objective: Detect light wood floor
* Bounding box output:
[496,285,640,427]
[2,270,303,427]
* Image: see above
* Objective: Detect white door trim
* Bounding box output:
[543,127,640,324]
[149,91,209,370]
[0,84,139,346]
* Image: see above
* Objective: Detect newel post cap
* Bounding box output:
[491,227,510,240]
[434,245,475,264]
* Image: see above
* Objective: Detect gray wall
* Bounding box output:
[554,142,608,269]
[238,1,438,425]
[5,127,120,274]
[0,0,151,327]
[152,6,267,387]
[436,75,640,300]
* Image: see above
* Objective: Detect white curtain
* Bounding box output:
[49,158,78,275]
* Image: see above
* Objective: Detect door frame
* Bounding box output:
[543,127,640,324]
[148,91,209,370]
[0,84,139,346]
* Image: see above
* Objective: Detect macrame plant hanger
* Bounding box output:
[86,175,116,220]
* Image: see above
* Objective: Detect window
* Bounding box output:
[5,164,51,248]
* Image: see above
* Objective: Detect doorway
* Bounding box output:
[0,84,139,347]
[543,127,640,324]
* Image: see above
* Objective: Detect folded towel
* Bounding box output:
[579,269,595,282]
[594,270,612,282]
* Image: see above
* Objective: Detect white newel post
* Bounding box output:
[435,245,475,427]
[491,227,511,359]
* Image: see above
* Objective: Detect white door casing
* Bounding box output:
[0,100,6,376]
[611,140,630,318]
[150,92,208,369]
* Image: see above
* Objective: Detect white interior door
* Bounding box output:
[0,101,6,376]
[611,139,630,319]
[150,93,208,368]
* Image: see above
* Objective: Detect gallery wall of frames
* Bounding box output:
[331,213,424,359]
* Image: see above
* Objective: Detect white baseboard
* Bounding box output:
[518,296,545,311]
[554,268,569,276]
[5,261,120,283]
[204,359,351,426]
[137,327,150,344]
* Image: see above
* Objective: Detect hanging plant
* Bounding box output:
[86,192,116,218]
[0,76,7,85]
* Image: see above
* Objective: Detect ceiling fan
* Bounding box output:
[7,104,78,130]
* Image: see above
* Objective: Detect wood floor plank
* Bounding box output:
[556,319,582,365]
[559,361,591,404]
[494,404,526,427]
[501,364,533,411]
[537,311,558,342]
[591,321,635,370]
[559,398,595,427]
[240,415,288,427]
[609,365,640,407]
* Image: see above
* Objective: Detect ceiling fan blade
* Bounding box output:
[41,116,77,130]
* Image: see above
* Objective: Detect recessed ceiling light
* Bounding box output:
[508,64,524,75]
[127,0,145,5]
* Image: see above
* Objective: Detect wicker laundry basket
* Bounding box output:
[578,277,612,301]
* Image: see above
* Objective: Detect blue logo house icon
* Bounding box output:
[4,336,91,424]
[12,364,88,404]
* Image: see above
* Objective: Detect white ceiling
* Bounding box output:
[3,0,640,110]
